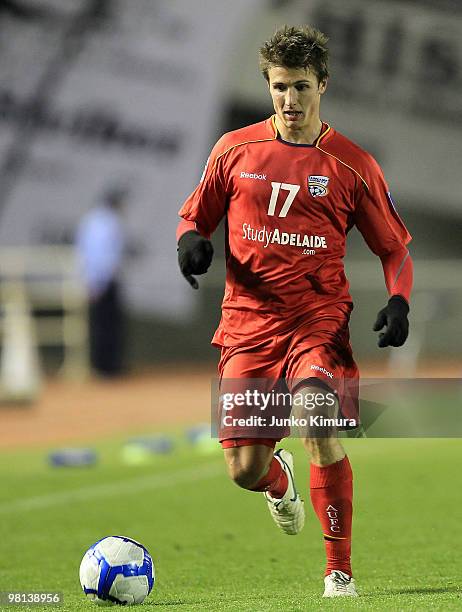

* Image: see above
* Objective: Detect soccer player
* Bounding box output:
[176,25,412,597]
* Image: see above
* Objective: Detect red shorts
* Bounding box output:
[217,303,359,445]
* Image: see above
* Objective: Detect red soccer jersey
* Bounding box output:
[178,117,412,347]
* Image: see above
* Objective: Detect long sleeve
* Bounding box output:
[379,247,413,303]
[176,218,197,242]
[177,136,229,239]
[353,156,413,303]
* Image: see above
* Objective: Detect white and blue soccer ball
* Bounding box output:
[79,535,155,605]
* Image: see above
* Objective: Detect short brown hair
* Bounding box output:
[259,25,329,84]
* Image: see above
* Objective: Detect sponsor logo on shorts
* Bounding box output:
[308,175,329,197]
[310,364,334,379]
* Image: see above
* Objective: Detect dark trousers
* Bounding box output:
[89,280,124,376]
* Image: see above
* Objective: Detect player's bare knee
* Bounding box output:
[224,453,246,487]
[231,465,262,489]
[293,383,340,439]
[303,436,345,465]
[224,446,272,489]
[226,459,262,489]
[304,437,335,454]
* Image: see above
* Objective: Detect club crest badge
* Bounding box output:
[308,175,329,197]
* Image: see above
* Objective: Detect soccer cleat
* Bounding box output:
[322,570,358,597]
[264,449,305,535]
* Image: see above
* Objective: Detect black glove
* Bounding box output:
[177,230,213,289]
[373,295,409,348]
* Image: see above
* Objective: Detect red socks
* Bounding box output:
[250,457,288,498]
[310,455,353,576]
[243,452,353,576]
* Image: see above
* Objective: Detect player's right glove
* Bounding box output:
[177,230,214,289]
[373,295,410,348]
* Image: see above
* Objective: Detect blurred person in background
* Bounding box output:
[176,25,413,598]
[76,185,128,377]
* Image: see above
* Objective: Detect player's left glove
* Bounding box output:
[373,295,409,348]
[177,230,214,290]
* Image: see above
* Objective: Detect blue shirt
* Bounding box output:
[76,206,125,296]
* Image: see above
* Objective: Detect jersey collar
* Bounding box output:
[267,115,333,147]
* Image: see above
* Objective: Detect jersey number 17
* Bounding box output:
[267,182,300,218]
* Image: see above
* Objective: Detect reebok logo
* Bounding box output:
[240,171,267,180]
[310,364,334,379]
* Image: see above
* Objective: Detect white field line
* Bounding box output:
[0,462,223,514]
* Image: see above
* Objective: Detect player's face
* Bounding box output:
[267,66,326,137]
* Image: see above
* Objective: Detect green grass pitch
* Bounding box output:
[0,435,461,611]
